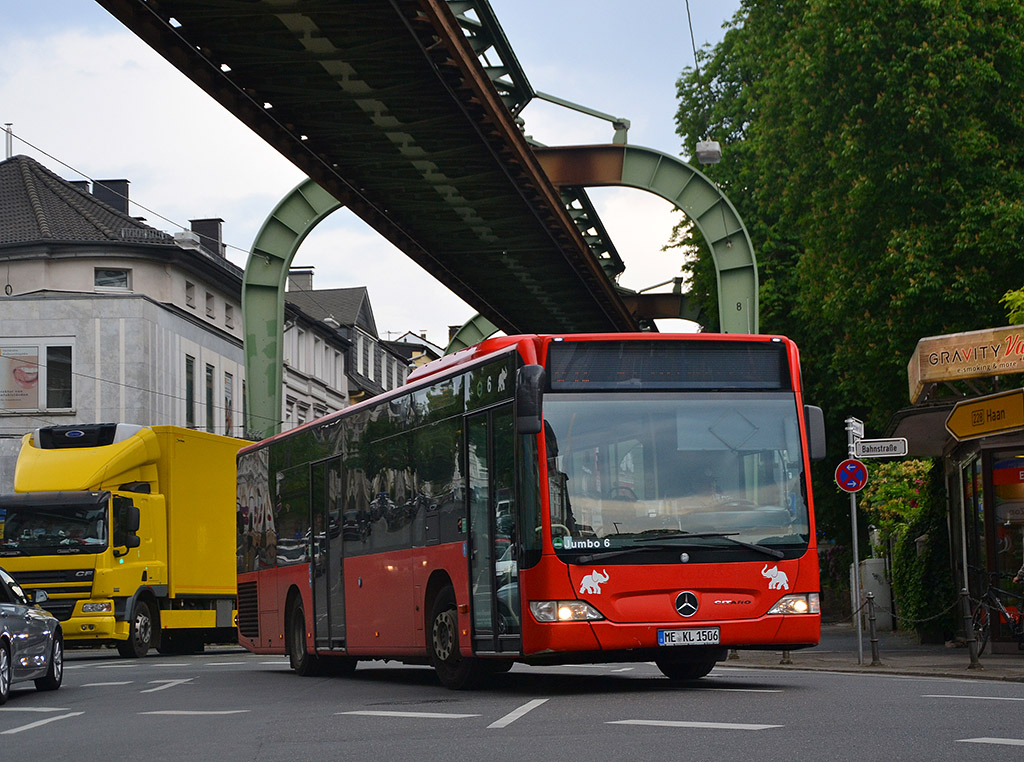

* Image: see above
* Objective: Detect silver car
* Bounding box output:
[0,566,63,703]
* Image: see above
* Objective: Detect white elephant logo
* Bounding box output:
[579,569,610,595]
[761,564,790,590]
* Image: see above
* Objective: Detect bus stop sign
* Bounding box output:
[835,459,868,493]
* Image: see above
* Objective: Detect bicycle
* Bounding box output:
[970,567,1024,655]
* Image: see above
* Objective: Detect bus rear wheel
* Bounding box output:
[655,655,718,681]
[288,598,319,676]
[428,587,486,690]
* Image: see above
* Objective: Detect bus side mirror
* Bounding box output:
[516,365,546,435]
[804,405,826,461]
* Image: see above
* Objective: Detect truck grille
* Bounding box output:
[11,569,93,621]
[237,581,259,639]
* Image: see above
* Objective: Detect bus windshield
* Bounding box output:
[0,501,109,556]
[544,392,809,557]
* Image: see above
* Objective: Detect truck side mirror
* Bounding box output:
[127,504,141,534]
[516,365,545,435]
[804,405,827,461]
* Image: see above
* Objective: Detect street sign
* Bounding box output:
[835,458,868,493]
[845,417,864,439]
[945,388,1024,441]
[854,437,908,459]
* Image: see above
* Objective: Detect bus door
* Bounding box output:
[467,405,521,655]
[311,458,346,649]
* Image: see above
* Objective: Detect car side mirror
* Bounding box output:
[29,589,49,605]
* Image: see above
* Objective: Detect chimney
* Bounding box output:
[92,179,130,214]
[69,180,90,194]
[190,218,225,257]
[288,267,314,292]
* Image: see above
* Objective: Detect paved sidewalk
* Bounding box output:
[724,622,1024,682]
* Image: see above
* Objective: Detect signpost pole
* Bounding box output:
[845,417,864,666]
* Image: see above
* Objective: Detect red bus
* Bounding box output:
[235,333,826,688]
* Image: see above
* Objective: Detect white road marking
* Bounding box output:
[338,710,481,719]
[1,712,84,735]
[204,662,246,666]
[958,738,1024,746]
[608,720,782,731]
[96,663,138,669]
[0,707,71,713]
[82,681,133,687]
[697,688,784,693]
[925,694,1024,702]
[488,699,548,729]
[611,667,634,673]
[141,678,194,693]
[260,661,290,665]
[140,710,251,716]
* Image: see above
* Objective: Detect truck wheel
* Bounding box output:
[288,599,319,676]
[428,587,486,690]
[35,632,63,691]
[0,642,10,705]
[117,599,154,658]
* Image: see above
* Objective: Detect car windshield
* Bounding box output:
[0,502,108,556]
[544,392,810,556]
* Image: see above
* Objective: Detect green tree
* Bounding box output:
[675,0,1024,544]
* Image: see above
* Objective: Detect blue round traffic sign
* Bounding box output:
[835,458,868,493]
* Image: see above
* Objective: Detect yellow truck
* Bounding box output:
[0,424,242,657]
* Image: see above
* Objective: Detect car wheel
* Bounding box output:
[0,642,11,705]
[117,599,154,658]
[35,633,63,692]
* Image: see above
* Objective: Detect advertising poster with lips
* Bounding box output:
[0,346,40,410]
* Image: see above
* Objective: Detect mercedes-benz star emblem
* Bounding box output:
[675,591,699,618]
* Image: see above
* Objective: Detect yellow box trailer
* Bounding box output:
[0,424,242,657]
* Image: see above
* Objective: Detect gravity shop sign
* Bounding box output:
[835,459,868,493]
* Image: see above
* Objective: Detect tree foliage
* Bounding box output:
[674,0,1024,542]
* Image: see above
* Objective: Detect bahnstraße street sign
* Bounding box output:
[945,388,1024,441]
[854,438,908,458]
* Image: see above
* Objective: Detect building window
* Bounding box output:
[94,268,131,290]
[0,343,73,412]
[241,380,247,436]
[46,346,72,409]
[224,372,234,435]
[185,355,196,428]
[206,292,215,319]
[206,364,215,432]
[225,303,234,329]
[185,281,196,308]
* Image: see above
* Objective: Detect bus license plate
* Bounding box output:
[658,627,720,646]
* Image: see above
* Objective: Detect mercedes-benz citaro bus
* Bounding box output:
[235,334,826,689]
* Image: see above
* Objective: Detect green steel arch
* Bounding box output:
[446,144,758,354]
[242,178,342,438]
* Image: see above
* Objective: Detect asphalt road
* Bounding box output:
[3,647,1023,761]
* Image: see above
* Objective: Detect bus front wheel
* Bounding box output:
[655,655,718,681]
[428,588,486,690]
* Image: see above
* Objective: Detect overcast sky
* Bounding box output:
[2,1,741,348]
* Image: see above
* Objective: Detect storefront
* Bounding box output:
[890,325,1024,653]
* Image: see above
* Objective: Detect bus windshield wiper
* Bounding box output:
[574,543,686,564]
[634,532,784,560]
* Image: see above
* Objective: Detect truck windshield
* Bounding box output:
[0,502,108,556]
[544,392,810,559]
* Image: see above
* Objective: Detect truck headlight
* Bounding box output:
[767,593,820,615]
[82,602,113,613]
[529,600,604,622]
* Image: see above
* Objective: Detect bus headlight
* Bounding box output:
[82,602,113,613]
[530,600,604,622]
[767,593,820,615]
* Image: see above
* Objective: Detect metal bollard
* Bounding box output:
[961,587,981,669]
[727,649,739,660]
[779,649,792,665]
[866,592,881,666]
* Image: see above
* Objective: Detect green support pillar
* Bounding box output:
[242,179,342,439]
